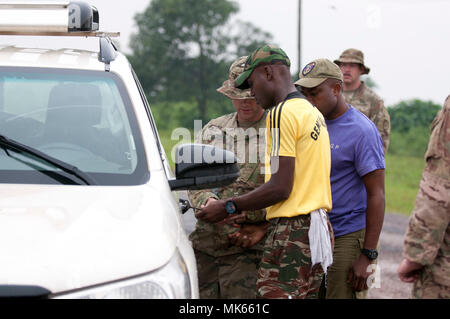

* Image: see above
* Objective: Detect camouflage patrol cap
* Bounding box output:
[234,44,291,90]
[217,56,254,99]
[334,48,370,74]
[295,58,343,88]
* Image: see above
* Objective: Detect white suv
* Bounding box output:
[0,1,237,298]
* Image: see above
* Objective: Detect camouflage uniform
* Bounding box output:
[342,83,391,153]
[257,214,333,299]
[188,111,267,298]
[402,95,450,299]
[188,56,269,298]
[335,48,391,153]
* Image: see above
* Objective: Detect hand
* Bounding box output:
[195,199,228,223]
[347,255,373,292]
[228,223,269,248]
[397,258,423,283]
[202,197,217,208]
[216,212,247,226]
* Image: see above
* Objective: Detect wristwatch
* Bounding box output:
[361,248,378,260]
[224,199,238,214]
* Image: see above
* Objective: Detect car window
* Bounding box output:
[131,68,174,180]
[0,67,149,185]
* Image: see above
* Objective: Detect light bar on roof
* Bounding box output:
[0,1,99,34]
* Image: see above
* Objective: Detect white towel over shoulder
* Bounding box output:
[308,209,333,274]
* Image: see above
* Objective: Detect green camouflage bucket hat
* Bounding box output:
[295,58,343,88]
[234,44,291,90]
[334,48,370,74]
[217,56,254,99]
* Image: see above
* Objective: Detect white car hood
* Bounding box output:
[0,183,181,295]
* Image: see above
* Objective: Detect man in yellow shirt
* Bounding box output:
[196,45,333,299]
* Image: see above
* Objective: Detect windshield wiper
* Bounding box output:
[0,135,95,185]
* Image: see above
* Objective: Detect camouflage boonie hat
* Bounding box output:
[295,58,343,88]
[234,44,291,90]
[334,48,370,74]
[217,56,253,99]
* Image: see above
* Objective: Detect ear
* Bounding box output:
[332,81,341,96]
[263,65,274,81]
[358,65,365,75]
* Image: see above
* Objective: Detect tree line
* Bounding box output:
[387,99,441,157]
[127,0,442,159]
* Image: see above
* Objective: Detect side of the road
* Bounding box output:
[180,200,414,299]
[368,213,413,299]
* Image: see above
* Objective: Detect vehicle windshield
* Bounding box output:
[0,67,148,185]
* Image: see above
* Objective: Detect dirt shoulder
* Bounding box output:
[368,213,413,299]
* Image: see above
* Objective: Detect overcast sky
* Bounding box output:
[4,0,449,107]
[233,0,450,106]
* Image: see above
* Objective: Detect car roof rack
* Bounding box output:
[0,1,120,71]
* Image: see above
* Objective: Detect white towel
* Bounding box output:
[308,209,333,274]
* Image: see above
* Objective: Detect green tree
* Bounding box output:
[388,99,441,133]
[387,99,442,157]
[128,0,273,125]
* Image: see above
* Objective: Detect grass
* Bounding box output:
[159,130,424,216]
[385,153,425,216]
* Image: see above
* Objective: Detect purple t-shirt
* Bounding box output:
[326,106,385,238]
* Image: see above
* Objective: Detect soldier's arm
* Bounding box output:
[398,174,449,283]
[371,99,391,154]
[187,123,220,208]
[188,190,219,209]
[402,99,450,267]
[402,174,450,266]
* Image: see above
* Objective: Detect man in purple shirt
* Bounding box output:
[296,58,385,299]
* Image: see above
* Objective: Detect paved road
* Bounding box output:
[180,193,413,299]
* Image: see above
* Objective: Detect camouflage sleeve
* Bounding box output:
[371,99,391,154]
[188,190,219,208]
[187,122,220,208]
[403,97,450,265]
[403,171,450,265]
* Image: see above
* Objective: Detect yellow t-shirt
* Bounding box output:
[265,93,332,219]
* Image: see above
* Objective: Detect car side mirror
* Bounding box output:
[168,144,239,191]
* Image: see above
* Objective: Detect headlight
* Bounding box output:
[55,249,191,299]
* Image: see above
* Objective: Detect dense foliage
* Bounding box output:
[388,99,441,133]
[128,0,273,126]
[387,99,442,157]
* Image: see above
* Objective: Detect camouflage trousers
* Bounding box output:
[194,249,262,299]
[412,267,450,299]
[257,214,330,299]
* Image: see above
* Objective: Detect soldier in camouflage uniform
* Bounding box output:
[188,56,268,299]
[334,49,391,153]
[397,95,450,299]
